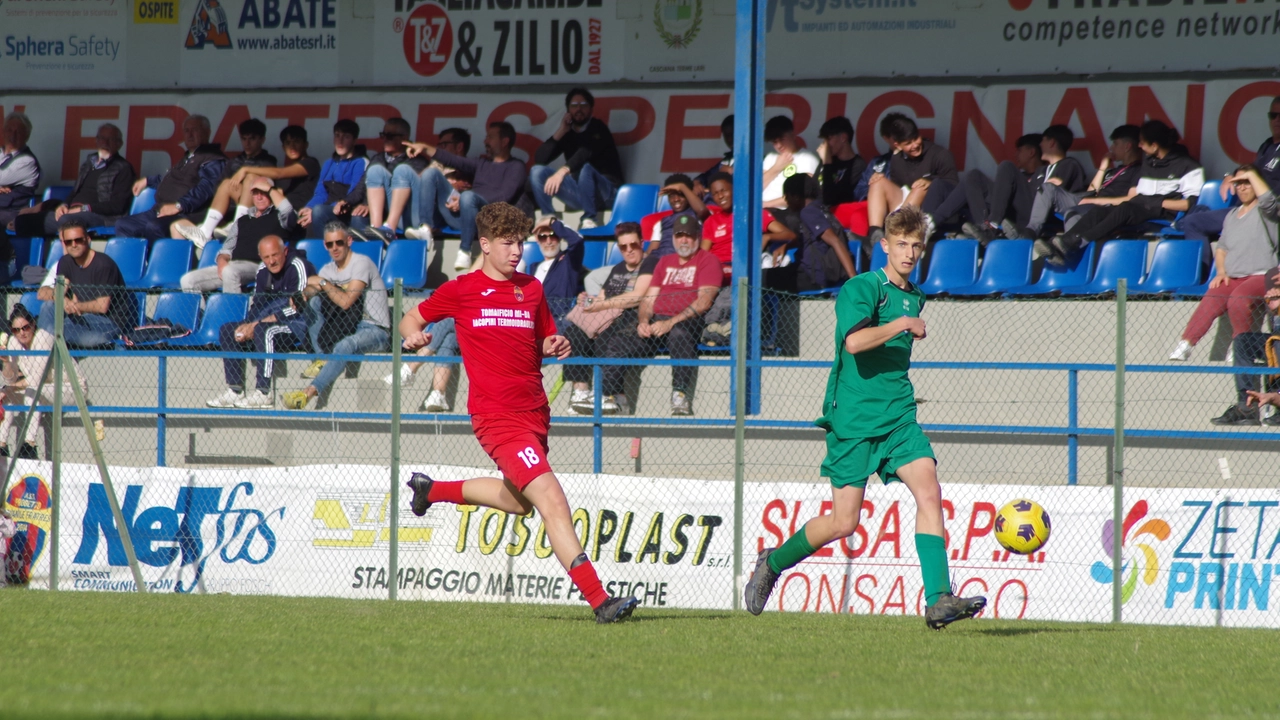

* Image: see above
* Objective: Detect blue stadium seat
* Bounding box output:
[580,184,661,238]
[869,243,923,284]
[103,238,147,286]
[604,243,624,267]
[42,186,74,203]
[151,291,201,330]
[948,239,1034,297]
[293,239,327,266]
[167,293,250,347]
[380,239,428,290]
[1132,240,1208,295]
[581,240,609,269]
[196,240,223,269]
[520,241,544,272]
[90,189,156,237]
[17,291,42,319]
[1174,255,1217,298]
[655,194,671,213]
[1057,240,1148,296]
[131,292,147,327]
[917,239,979,296]
[1195,180,1234,212]
[351,240,383,268]
[7,238,45,285]
[136,239,194,289]
[1002,242,1097,297]
[14,241,65,287]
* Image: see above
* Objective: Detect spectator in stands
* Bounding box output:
[299,119,368,239]
[178,125,319,247]
[179,177,296,293]
[531,88,625,230]
[349,117,427,243]
[1183,96,1280,242]
[693,115,734,198]
[528,215,588,320]
[205,235,314,409]
[853,115,898,204]
[0,112,41,237]
[1048,120,1204,265]
[636,215,721,416]
[1024,124,1143,241]
[866,114,959,244]
[36,220,132,347]
[701,171,796,284]
[387,317,460,414]
[763,115,821,210]
[931,133,1051,245]
[282,221,390,410]
[400,122,529,271]
[561,222,656,415]
[817,116,866,208]
[117,114,226,241]
[1169,167,1278,366]
[649,174,710,259]
[1211,267,1280,426]
[11,124,133,238]
[776,174,856,292]
[0,303,87,459]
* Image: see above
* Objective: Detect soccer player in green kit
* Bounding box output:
[744,206,987,629]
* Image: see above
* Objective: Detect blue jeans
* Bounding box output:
[307,317,390,394]
[530,162,616,220]
[404,167,488,251]
[1180,207,1230,241]
[426,317,459,371]
[38,303,121,347]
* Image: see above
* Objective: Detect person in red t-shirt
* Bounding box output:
[637,215,722,416]
[398,202,638,624]
[700,172,796,284]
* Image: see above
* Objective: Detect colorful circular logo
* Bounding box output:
[401,3,452,78]
[5,474,52,584]
[1089,500,1170,604]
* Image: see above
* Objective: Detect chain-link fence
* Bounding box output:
[2,273,1277,628]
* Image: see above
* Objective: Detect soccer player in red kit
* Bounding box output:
[399,202,639,623]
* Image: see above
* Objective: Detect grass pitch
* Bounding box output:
[6,592,1278,719]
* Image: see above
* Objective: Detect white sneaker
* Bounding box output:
[579,217,598,230]
[600,395,619,415]
[206,388,243,408]
[176,223,210,250]
[405,225,434,242]
[1225,345,1234,364]
[569,388,592,413]
[671,390,692,416]
[454,249,472,271]
[234,389,274,408]
[422,389,450,412]
[1168,339,1193,362]
[760,252,775,269]
[383,363,416,387]
[212,223,233,239]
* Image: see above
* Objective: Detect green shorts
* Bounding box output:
[821,421,935,489]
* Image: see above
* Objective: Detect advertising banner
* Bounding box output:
[371,0,621,86]
[177,0,340,87]
[0,0,127,89]
[11,460,1279,627]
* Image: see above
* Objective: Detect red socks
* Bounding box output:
[568,560,609,610]
[427,481,466,505]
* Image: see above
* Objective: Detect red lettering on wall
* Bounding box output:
[661,94,730,174]
[337,104,406,152]
[265,104,331,133]
[812,500,834,557]
[414,103,479,144]
[125,105,188,175]
[62,106,119,182]
[815,573,845,613]
[1218,81,1280,164]
[994,579,1029,619]
[961,502,997,561]
[880,575,907,615]
[765,93,812,147]
[852,574,877,614]
[856,91,935,161]
[778,572,811,612]
[212,105,253,157]
[594,95,656,147]
[869,501,901,558]
[838,500,873,558]
[487,101,548,167]
[948,89,1025,170]
[1126,84,1204,161]
[1050,88,1107,168]
[759,499,786,553]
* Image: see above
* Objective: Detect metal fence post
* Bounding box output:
[1067,369,1078,486]
[732,277,747,611]
[157,356,167,467]
[1112,278,1127,623]
[50,278,64,591]
[389,279,403,601]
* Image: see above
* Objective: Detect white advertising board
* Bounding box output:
[0,0,127,89]
[6,461,1278,627]
[176,0,341,87]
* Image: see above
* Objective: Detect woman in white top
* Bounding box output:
[0,304,88,459]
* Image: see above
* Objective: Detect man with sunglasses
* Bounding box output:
[37,220,132,347]
[1182,97,1280,242]
[341,118,427,243]
[527,215,588,321]
[282,221,389,410]
[179,177,295,294]
[531,88,624,230]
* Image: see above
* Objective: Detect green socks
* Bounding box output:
[916,533,950,605]
[767,523,818,574]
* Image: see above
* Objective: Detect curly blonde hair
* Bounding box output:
[476,202,533,242]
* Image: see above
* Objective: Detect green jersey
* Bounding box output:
[816,268,925,439]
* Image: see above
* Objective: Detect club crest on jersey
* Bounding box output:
[513,285,524,302]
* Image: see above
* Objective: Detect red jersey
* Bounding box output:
[417,272,557,415]
[703,209,774,278]
[650,250,723,317]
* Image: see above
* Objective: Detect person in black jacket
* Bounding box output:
[530,88,624,230]
[116,114,226,241]
[10,124,135,237]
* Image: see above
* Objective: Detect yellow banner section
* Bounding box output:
[134,0,180,24]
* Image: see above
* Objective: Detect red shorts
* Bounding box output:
[472,408,552,489]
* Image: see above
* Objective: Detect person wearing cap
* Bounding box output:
[179,176,297,293]
[527,215,589,321]
[635,214,721,415]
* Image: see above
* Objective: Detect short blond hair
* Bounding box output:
[476,202,532,241]
[884,206,927,242]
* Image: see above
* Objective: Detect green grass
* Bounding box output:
[5,592,1279,719]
